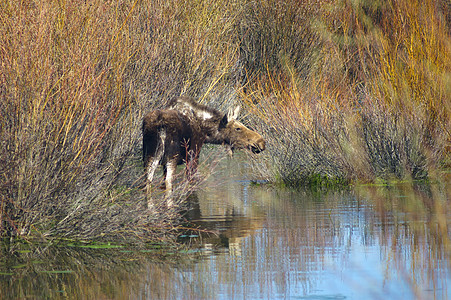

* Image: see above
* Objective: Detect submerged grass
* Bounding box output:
[0,0,449,242]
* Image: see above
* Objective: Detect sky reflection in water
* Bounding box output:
[177,165,450,300]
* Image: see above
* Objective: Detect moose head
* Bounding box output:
[206,105,266,155]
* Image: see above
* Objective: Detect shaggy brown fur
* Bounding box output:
[143,96,265,208]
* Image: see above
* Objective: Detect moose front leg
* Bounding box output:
[164,159,177,207]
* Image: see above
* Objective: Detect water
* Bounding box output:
[180,179,449,299]
[1,158,450,299]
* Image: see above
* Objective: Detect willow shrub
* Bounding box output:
[0,0,239,241]
[243,0,450,186]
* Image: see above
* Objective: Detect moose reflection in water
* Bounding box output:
[142,96,265,208]
[181,192,265,257]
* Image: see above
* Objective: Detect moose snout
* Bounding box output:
[251,138,266,154]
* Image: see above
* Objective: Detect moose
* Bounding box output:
[142,96,265,208]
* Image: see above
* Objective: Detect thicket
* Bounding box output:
[243,0,450,186]
[0,0,449,241]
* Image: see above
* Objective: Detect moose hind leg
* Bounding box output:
[145,157,160,209]
[145,128,166,210]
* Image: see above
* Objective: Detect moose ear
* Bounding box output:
[227,106,240,121]
[220,114,228,128]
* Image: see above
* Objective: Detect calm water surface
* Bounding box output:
[1,159,450,299]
